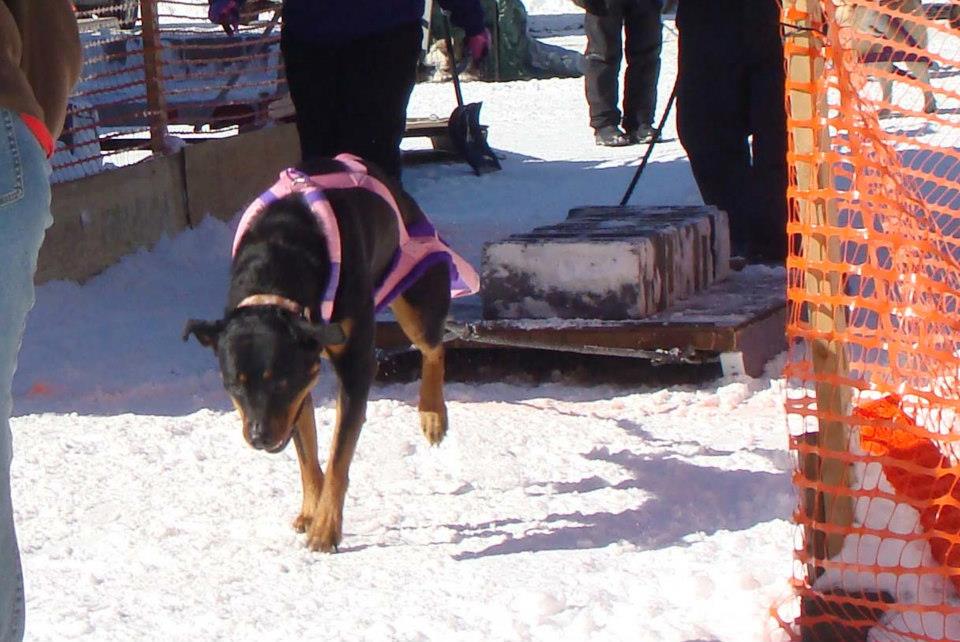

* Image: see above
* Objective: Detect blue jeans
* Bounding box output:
[0,109,53,642]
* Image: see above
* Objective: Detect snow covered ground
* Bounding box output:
[9,4,801,641]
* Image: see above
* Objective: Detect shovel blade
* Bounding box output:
[448,101,502,176]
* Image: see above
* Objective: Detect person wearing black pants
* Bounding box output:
[280,24,424,181]
[578,0,663,147]
[675,0,788,263]
[209,0,489,182]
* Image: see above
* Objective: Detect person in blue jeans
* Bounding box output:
[0,2,81,639]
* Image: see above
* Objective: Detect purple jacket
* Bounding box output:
[280,0,486,46]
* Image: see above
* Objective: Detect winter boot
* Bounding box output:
[594,125,630,147]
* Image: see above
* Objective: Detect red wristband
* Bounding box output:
[19,113,55,158]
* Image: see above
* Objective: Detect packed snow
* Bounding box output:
[9,3,812,641]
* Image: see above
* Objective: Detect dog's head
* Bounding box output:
[183,308,344,453]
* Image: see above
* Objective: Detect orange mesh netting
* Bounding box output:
[779,0,960,640]
[56,0,285,183]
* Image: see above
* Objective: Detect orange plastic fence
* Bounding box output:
[56,0,285,183]
[779,0,960,640]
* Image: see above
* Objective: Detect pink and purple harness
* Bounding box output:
[232,153,479,322]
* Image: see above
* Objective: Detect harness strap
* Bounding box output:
[233,167,342,323]
[232,154,479,324]
[309,154,411,246]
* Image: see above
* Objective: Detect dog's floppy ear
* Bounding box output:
[182,319,226,350]
[294,318,346,350]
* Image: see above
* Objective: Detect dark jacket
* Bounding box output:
[281,0,485,46]
[676,0,780,62]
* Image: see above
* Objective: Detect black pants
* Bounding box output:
[675,0,788,262]
[280,22,423,181]
[584,0,663,132]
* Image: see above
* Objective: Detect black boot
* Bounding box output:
[594,125,630,147]
[626,124,660,144]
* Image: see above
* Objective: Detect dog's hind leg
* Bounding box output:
[292,393,324,533]
[308,320,376,553]
[390,263,452,446]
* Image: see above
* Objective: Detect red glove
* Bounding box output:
[465,28,492,64]
[208,0,241,36]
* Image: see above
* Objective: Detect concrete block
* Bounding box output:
[481,205,730,320]
[39,125,300,284]
[41,153,189,284]
[184,122,300,224]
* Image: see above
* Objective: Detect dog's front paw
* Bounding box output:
[306,505,342,553]
[292,512,312,533]
[420,410,448,446]
[293,495,321,533]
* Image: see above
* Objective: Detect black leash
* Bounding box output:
[619,76,679,207]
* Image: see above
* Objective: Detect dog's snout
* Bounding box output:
[248,422,269,450]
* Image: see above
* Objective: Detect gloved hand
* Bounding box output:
[208,0,241,36]
[465,28,492,64]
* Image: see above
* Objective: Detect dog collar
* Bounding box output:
[235,294,312,322]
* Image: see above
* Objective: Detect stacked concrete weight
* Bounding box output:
[481,205,731,320]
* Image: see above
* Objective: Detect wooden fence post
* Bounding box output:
[140,0,169,154]
[784,0,855,582]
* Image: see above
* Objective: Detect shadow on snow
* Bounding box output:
[449,448,792,560]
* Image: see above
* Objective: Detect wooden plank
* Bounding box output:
[375,304,785,370]
[785,0,854,581]
[139,0,170,154]
[97,117,454,153]
[404,117,450,136]
[376,268,786,373]
[402,116,461,152]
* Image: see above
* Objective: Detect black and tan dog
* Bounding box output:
[183,156,465,552]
